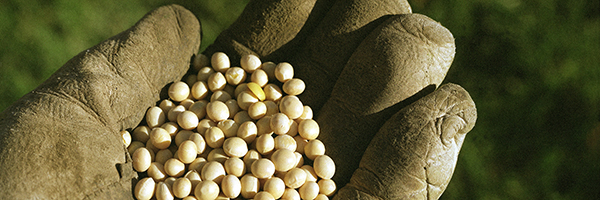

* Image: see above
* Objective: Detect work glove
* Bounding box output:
[0,1,477,199]
[204,0,477,199]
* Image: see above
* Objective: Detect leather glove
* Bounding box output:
[203,0,477,199]
[0,5,200,199]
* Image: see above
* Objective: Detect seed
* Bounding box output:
[237,91,259,110]
[132,147,152,172]
[254,191,275,200]
[178,140,198,164]
[184,170,202,191]
[315,194,329,200]
[134,177,155,200]
[201,161,226,184]
[121,130,131,147]
[173,177,192,198]
[189,133,206,155]
[270,113,291,135]
[207,72,227,92]
[255,134,274,155]
[155,181,174,200]
[211,52,230,73]
[146,106,166,128]
[270,149,296,172]
[197,119,216,136]
[251,158,275,179]
[240,174,260,199]
[298,119,319,140]
[251,69,269,88]
[223,137,248,158]
[260,62,277,81]
[248,102,267,120]
[206,101,229,122]
[165,105,183,123]
[282,78,305,96]
[274,134,297,152]
[128,141,145,156]
[205,127,225,149]
[304,139,325,160]
[241,54,261,73]
[159,99,176,114]
[263,177,285,199]
[150,127,171,150]
[207,148,229,163]
[188,157,208,173]
[279,95,304,119]
[177,111,199,131]
[243,149,261,173]
[287,120,299,137]
[155,149,173,165]
[283,168,306,189]
[197,66,214,82]
[247,82,266,101]
[174,130,193,146]
[233,110,252,124]
[210,90,232,102]
[221,174,241,198]
[161,122,179,139]
[256,116,273,136]
[281,188,301,200]
[263,84,283,102]
[194,180,220,200]
[318,179,337,197]
[164,158,185,177]
[299,181,319,200]
[313,155,335,179]
[169,81,190,102]
[132,125,151,143]
[224,157,246,177]
[301,165,318,182]
[180,99,195,110]
[237,121,257,144]
[275,62,294,83]
[225,67,246,85]
[225,99,239,117]
[217,119,239,138]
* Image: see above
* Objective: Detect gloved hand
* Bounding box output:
[0,5,200,199]
[0,1,477,200]
[204,0,477,199]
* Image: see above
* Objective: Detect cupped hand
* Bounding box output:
[203,0,476,199]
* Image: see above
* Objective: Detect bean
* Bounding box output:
[194,180,220,200]
[173,177,192,198]
[168,81,190,102]
[134,177,155,200]
[221,174,241,198]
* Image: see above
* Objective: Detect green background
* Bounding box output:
[1,0,599,199]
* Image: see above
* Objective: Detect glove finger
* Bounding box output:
[334,83,477,199]
[292,0,413,113]
[202,0,316,65]
[317,13,456,187]
[0,5,200,199]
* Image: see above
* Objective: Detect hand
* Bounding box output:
[0,5,200,199]
[203,0,476,199]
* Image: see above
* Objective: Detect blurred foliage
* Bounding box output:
[0,0,599,199]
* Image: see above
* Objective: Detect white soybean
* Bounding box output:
[185,170,202,191]
[201,161,226,184]
[164,158,186,177]
[146,106,166,128]
[178,140,198,164]
[251,158,275,179]
[301,165,318,182]
[270,149,296,172]
[254,191,275,200]
[128,141,145,156]
[248,102,267,120]
[206,101,229,122]
[225,99,239,118]
[263,177,285,199]
[194,180,220,200]
[279,95,304,119]
[189,133,207,154]
[217,119,239,138]
[287,120,299,136]
[173,177,192,198]
[241,54,261,73]
[223,137,248,158]
[299,181,319,200]
[210,90,232,102]
[197,119,216,136]
[121,130,131,147]
[168,81,190,102]
[318,179,337,197]
[205,127,225,149]
[233,110,253,124]
[188,157,208,173]
[284,168,307,189]
[159,99,176,114]
[298,119,320,140]
[150,127,171,149]
[167,105,185,122]
[207,148,229,164]
[256,116,273,136]
[275,62,294,83]
[132,125,151,143]
[237,91,259,110]
[304,139,325,160]
[175,130,193,146]
[207,72,227,92]
[313,155,335,179]
[237,121,257,144]
[243,149,261,172]
[161,122,179,139]
[211,52,230,73]
[270,113,291,135]
[221,174,242,198]
[180,99,195,110]
[177,111,199,130]
[261,61,277,81]
[282,78,305,95]
[134,177,155,200]
[263,84,283,102]
[225,66,246,85]
[240,174,259,199]
[315,194,329,200]
[155,181,174,200]
[224,157,246,177]
[255,134,274,155]
[251,69,269,87]
[132,147,152,172]
[281,188,301,200]
[274,134,297,152]
[197,66,214,82]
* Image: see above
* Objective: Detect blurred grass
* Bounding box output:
[1,0,599,199]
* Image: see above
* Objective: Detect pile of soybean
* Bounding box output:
[122,52,336,200]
